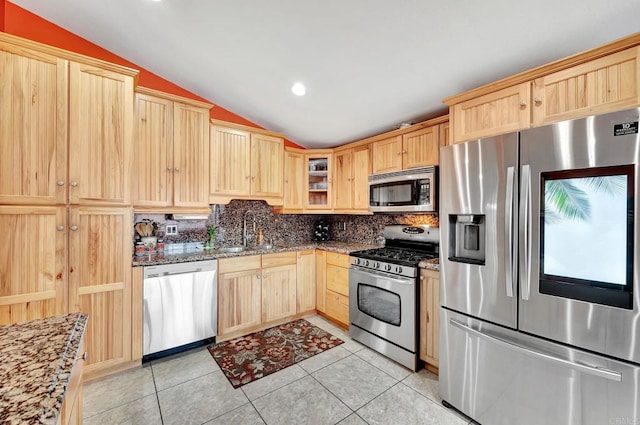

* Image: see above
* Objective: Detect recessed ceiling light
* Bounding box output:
[291,82,306,96]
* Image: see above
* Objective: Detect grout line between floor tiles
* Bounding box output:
[306,373,355,422]
[149,362,166,425]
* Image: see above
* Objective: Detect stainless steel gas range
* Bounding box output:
[349,225,439,370]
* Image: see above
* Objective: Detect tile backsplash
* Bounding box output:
[134,200,439,246]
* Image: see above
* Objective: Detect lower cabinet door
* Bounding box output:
[218,268,261,337]
[68,207,132,379]
[325,290,349,326]
[262,264,297,323]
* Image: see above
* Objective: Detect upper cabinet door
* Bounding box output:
[283,150,304,209]
[532,47,640,127]
[403,126,439,168]
[209,125,252,196]
[352,145,371,210]
[251,133,284,198]
[68,62,134,205]
[173,103,209,207]
[333,149,353,209]
[371,136,402,174]
[133,93,173,207]
[0,44,68,205]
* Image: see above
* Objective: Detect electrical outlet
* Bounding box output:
[339,222,347,231]
[165,225,178,235]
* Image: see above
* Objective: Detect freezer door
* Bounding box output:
[440,134,518,328]
[519,108,640,364]
[440,309,640,425]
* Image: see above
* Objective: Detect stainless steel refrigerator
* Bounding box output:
[440,108,640,425]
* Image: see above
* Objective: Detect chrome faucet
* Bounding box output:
[243,210,256,247]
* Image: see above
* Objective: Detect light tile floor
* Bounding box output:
[83,315,473,425]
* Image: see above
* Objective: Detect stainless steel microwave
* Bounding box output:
[368,166,437,213]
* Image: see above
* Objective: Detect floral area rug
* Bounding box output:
[208,318,344,388]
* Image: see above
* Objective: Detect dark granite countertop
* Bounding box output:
[133,241,380,267]
[0,313,88,425]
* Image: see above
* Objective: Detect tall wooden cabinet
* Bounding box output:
[209,121,285,205]
[283,148,305,211]
[333,145,370,212]
[133,87,212,210]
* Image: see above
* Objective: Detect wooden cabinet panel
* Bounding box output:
[304,154,332,209]
[326,252,350,268]
[262,251,296,268]
[326,264,348,296]
[68,207,132,377]
[371,136,402,174]
[173,103,209,207]
[210,125,252,196]
[59,337,84,425]
[439,122,450,147]
[68,63,133,205]
[403,126,439,169]
[296,250,316,313]
[0,206,67,325]
[0,44,68,205]
[219,255,261,274]
[325,290,348,326]
[532,47,640,126]
[133,93,173,207]
[352,146,371,210]
[333,149,353,209]
[315,250,327,313]
[261,264,297,323]
[419,269,439,369]
[218,268,261,336]
[283,149,304,210]
[251,133,284,198]
[451,82,531,143]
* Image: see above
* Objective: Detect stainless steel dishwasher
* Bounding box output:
[143,260,217,356]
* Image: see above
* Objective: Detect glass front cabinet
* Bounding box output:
[304,153,332,209]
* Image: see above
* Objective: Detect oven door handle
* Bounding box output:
[349,266,414,284]
[450,318,622,382]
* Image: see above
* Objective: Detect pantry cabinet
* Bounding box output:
[133,87,212,210]
[0,206,67,325]
[419,269,439,371]
[68,207,133,379]
[296,250,316,313]
[333,145,371,212]
[447,43,640,144]
[0,43,68,206]
[209,121,284,205]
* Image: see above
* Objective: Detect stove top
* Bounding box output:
[350,247,437,267]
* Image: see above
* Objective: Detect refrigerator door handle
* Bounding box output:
[505,166,516,298]
[450,318,622,382]
[520,164,532,300]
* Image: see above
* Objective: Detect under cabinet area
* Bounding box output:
[419,269,439,372]
[133,87,212,210]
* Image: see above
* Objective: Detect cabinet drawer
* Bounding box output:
[325,290,349,325]
[262,251,297,268]
[326,251,350,268]
[219,255,261,273]
[326,265,349,296]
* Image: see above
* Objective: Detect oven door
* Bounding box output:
[348,266,416,350]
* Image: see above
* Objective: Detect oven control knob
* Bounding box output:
[384,264,392,272]
[396,266,403,274]
[364,260,370,267]
[355,258,361,266]
[373,262,380,269]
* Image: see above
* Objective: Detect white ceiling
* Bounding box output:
[11,0,639,148]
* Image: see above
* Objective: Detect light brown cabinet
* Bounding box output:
[133,88,212,210]
[0,42,68,206]
[447,45,640,144]
[333,145,371,212]
[371,126,439,174]
[68,207,133,380]
[218,255,262,338]
[296,249,316,313]
[69,62,134,206]
[419,269,439,370]
[209,122,284,205]
[58,338,85,425]
[283,148,305,211]
[0,206,67,325]
[315,250,327,314]
[323,251,350,327]
[304,152,333,209]
[261,252,297,323]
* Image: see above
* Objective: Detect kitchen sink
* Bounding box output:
[255,244,275,250]
[217,246,246,253]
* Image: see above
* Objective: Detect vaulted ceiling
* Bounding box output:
[11,0,639,148]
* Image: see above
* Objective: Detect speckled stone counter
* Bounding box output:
[0,313,88,425]
[419,258,440,272]
[133,241,379,267]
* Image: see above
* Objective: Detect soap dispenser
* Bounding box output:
[256,229,264,246]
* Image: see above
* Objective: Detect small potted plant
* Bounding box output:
[206,226,216,250]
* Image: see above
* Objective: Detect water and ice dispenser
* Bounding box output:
[448,214,485,265]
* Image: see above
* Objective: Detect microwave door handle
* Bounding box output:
[520,164,532,300]
[505,166,515,298]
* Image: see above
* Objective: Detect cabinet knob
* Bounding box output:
[78,351,88,361]
[70,225,78,231]
[256,274,261,279]
[246,176,251,180]
[56,225,64,231]
[397,151,403,155]
[519,100,527,107]
[167,167,173,172]
[57,180,65,186]
[174,167,180,173]
[70,181,78,187]
[263,274,267,278]
[252,176,256,180]
[534,97,542,105]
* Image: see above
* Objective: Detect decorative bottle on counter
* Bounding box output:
[257,229,264,245]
